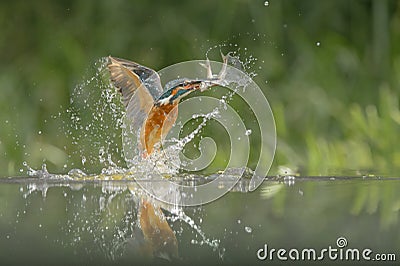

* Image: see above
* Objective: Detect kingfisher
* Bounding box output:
[107,54,228,261]
[107,54,228,156]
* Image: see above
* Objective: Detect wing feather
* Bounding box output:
[107,56,163,155]
[107,56,163,107]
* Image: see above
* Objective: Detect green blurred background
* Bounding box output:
[1,0,400,177]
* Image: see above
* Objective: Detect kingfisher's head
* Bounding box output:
[155,80,203,106]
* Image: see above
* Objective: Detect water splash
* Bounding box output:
[21,162,252,260]
[169,208,225,259]
[204,35,270,80]
[64,57,125,173]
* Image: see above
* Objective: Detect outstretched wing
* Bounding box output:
[107,56,163,155]
[107,56,163,107]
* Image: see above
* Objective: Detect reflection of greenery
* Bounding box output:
[260,179,400,229]
[351,181,400,229]
[0,1,399,176]
[260,182,284,200]
[261,182,286,217]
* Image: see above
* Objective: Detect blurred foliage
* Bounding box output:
[0,0,400,176]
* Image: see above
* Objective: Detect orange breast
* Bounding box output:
[139,200,178,259]
[142,104,178,155]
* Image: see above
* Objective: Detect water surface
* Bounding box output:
[0,175,399,265]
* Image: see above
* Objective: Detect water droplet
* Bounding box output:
[244,226,252,233]
[264,1,269,6]
[38,130,42,135]
[237,219,241,224]
[316,41,321,46]
[245,129,252,136]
